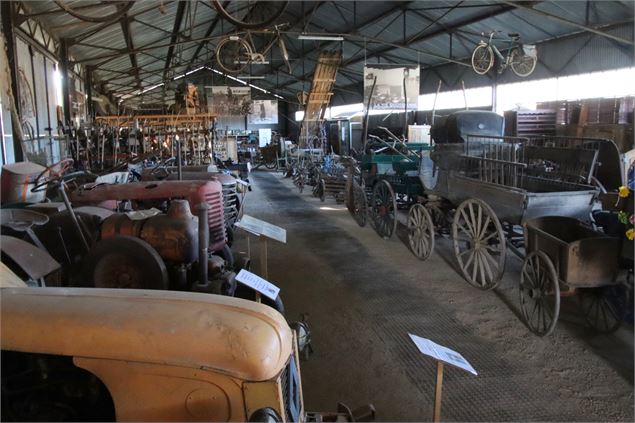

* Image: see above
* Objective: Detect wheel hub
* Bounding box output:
[117,272,132,285]
[529,288,542,299]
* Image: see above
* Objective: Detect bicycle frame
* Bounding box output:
[486,32,517,67]
[220,26,290,73]
[243,31,280,64]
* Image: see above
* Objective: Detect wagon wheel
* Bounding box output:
[319,179,326,202]
[578,285,627,333]
[264,159,277,170]
[297,174,305,193]
[370,180,397,239]
[452,199,506,289]
[519,251,560,336]
[351,182,368,227]
[407,204,435,261]
[312,178,321,197]
[345,180,354,212]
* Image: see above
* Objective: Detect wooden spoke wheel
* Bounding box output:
[407,204,435,261]
[578,285,627,333]
[312,178,323,199]
[351,182,368,227]
[264,159,277,170]
[452,198,506,289]
[319,179,326,202]
[345,180,354,213]
[519,251,560,336]
[370,180,397,239]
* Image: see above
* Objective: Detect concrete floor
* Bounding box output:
[237,170,634,422]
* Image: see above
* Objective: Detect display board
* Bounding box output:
[207,86,252,116]
[248,99,278,124]
[258,128,272,147]
[363,64,420,110]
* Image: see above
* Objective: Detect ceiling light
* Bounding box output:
[298,34,344,41]
[237,75,265,79]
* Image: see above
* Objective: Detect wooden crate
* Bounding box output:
[504,109,557,137]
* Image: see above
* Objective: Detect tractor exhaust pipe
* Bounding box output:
[197,203,209,286]
[176,135,183,181]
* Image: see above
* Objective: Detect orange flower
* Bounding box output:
[618,186,630,198]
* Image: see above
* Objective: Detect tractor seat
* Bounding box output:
[0,208,49,232]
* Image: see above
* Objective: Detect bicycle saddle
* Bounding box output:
[508,32,520,38]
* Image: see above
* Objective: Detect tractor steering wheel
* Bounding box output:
[31,169,98,193]
[32,158,74,188]
[150,157,176,179]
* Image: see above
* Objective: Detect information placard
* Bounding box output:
[235,214,286,243]
[236,269,280,300]
[408,334,477,375]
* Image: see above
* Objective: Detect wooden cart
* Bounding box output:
[520,216,626,336]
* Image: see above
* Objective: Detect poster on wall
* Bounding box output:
[248,99,278,124]
[207,86,252,116]
[363,64,420,110]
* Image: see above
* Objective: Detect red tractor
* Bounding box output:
[14,162,283,312]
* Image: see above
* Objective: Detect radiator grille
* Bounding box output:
[281,356,301,422]
[221,180,239,226]
[204,191,225,245]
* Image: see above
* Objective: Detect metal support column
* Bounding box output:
[85,66,94,121]
[491,74,498,113]
[1,0,24,161]
[59,38,72,127]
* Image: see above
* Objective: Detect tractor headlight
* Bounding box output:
[249,407,282,422]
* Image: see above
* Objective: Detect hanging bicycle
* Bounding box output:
[471,31,537,77]
[53,1,134,23]
[215,24,291,74]
[212,1,288,29]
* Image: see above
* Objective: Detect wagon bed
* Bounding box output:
[426,135,600,225]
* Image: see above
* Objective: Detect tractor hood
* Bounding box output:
[69,180,222,203]
[1,287,292,382]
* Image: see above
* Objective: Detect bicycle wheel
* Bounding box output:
[215,36,252,74]
[510,48,537,77]
[54,1,134,23]
[212,1,288,29]
[471,44,494,75]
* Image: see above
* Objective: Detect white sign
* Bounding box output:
[258,128,272,147]
[249,99,279,124]
[235,178,250,187]
[236,269,280,300]
[408,334,477,375]
[364,64,420,110]
[235,214,287,243]
[207,86,252,116]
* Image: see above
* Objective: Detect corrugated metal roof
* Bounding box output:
[22,0,634,107]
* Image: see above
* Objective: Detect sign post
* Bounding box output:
[433,361,444,422]
[408,334,477,422]
[234,214,287,302]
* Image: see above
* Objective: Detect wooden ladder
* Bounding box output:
[298,50,342,149]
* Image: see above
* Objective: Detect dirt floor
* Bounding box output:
[235,170,634,422]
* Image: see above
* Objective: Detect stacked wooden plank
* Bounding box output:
[298,50,342,148]
[504,110,557,137]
